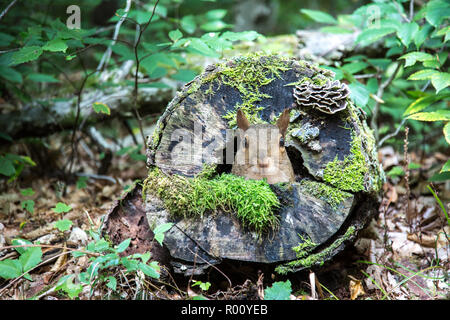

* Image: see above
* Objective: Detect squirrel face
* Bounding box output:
[231,109,295,184]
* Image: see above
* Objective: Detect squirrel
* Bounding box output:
[231,109,295,184]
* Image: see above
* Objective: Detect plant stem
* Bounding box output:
[370,60,403,141]
[132,0,161,147]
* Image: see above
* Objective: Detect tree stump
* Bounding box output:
[104,54,383,276]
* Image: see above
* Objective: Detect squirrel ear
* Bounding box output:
[236,109,250,131]
[276,109,290,136]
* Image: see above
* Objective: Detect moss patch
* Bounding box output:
[142,166,281,235]
[203,53,291,127]
[299,180,352,209]
[291,234,317,259]
[323,134,368,193]
[284,73,329,87]
[275,226,356,274]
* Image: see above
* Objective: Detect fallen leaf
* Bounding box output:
[407,233,437,248]
[349,277,365,300]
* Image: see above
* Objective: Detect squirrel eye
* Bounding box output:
[244,136,249,148]
[279,137,285,147]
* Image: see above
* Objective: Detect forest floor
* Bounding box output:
[0,124,448,300]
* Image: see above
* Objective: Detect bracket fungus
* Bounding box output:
[293,80,350,114]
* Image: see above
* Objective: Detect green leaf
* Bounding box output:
[168,29,183,42]
[148,66,167,79]
[129,152,146,162]
[408,162,421,170]
[399,52,434,68]
[300,9,337,24]
[429,171,450,182]
[12,239,32,255]
[54,219,73,232]
[111,43,134,61]
[92,102,111,115]
[90,239,110,253]
[0,66,23,83]
[205,9,227,20]
[153,222,173,246]
[0,132,13,142]
[76,176,88,189]
[435,26,450,43]
[221,31,260,41]
[115,238,131,253]
[20,188,35,196]
[200,20,229,32]
[121,257,139,271]
[138,262,160,279]
[27,73,59,83]
[154,233,164,246]
[19,246,42,273]
[10,46,43,65]
[356,27,396,47]
[140,53,176,74]
[423,59,440,69]
[397,22,419,47]
[407,69,439,81]
[136,82,170,88]
[43,39,68,53]
[192,280,211,291]
[181,15,196,34]
[106,276,117,291]
[53,202,72,214]
[153,222,174,235]
[407,110,450,121]
[424,0,450,27]
[444,122,450,145]
[0,32,15,46]
[441,159,450,173]
[21,200,35,214]
[171,69,197,82]
[0,156,15,176]
[431,72,450,93]
[403,93,450,116]
[348,82,370,107]
[0,259,23,279]
[56,275,83,299]
[414,25,433,49]
[387,166,405,177]
[319,26,353,34]
[187,38,219,57]
[341,62,368,75]
[264,280,292,300]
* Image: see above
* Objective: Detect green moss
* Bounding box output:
[323,134,368,193]
[142,166,281,235]
[214,53,291,127]
[275,226,356,274]
[299,180,352,209]
[284,73,329,87]
[291,234,317,259]
[148,121,164,149]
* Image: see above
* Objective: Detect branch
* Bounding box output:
[97,0,133,74]
[370,60,404,141]
[378,117,408,147]
[132,0,161,147]
[0,0,18,21]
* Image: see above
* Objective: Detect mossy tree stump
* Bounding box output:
[106,54,383,276]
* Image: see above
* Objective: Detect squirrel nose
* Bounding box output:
[258,157,270,168]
